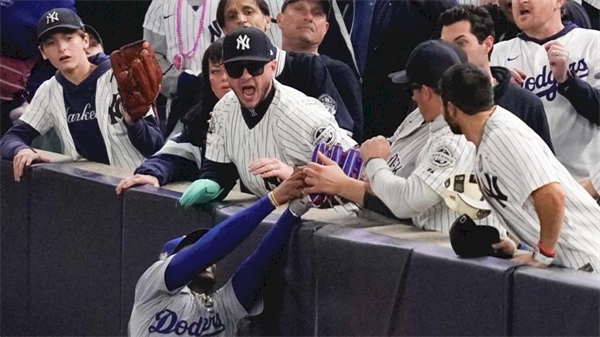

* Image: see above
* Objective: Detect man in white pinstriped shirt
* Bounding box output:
[441,62,600,273]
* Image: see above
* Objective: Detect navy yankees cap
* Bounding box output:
[281,0,332,17]
[389,39,468,89]
[36,8,85,44]
[223,27,277,64]
[159,228,211,260]
[449,214,501,259]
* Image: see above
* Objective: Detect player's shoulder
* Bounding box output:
[569,27,600,41]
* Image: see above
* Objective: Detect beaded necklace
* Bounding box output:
[172,0,209,71]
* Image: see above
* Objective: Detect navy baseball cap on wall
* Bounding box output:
[223,27,277,64]
[389,39,468,89]
[281,0,332,16]
[36,8,85,44]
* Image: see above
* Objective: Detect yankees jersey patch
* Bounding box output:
[491,26,600,179]
[476,107,600,272]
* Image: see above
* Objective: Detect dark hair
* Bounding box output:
[439,5,495,58]
[182,39,225,147]
[439,63,494,116]
[216,0,271,28]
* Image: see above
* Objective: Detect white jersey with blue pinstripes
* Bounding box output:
[205,80,356,197]
[476,107,600,272]
[143,0,283,75]
[18,71,155,171]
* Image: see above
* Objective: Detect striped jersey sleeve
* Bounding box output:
[276,95,356,164]
[413,133,476,196]
[204,96,232,164]
[143,0,165,35]
[591,162,600,195]
[19,80,56,135]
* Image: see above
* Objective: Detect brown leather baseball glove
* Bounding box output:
[110,40,162,121]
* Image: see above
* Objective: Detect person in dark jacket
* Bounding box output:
[277,0,363,141]
[361,0,458,139]
[439,5,554,151]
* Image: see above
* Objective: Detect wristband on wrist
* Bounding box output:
[267,192,280,207]
[537,241,556,257]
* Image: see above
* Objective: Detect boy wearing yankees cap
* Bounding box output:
[0,8,164,180]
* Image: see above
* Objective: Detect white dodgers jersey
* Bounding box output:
[144,0,283,74]
[129,256,262,336]
[491,27,600,179]
[476,107,600,272]
[205,80,356,196]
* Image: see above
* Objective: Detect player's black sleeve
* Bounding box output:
[558,71,600,126]
[198,159,239,200]
[277,52,355,135]
[363,192,398,219]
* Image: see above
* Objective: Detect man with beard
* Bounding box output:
[439,4,554,151]
[440,62,600,272]
[178,27,355,207]
[304,40,508,239]
[129,170,311,335]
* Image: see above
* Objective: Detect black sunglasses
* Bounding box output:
[224,61,267,79]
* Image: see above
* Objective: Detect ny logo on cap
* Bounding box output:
[236,35,250,50]
[46,11,59,24]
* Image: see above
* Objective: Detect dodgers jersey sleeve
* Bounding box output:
[276,97,356,165]
[204,98,232,164]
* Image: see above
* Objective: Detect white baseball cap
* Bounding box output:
[443,173,492,220]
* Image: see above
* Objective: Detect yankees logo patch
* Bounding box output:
[312,125,336,146]
[428,145,456,170]
[46,11,60,23]
[318,94,337,115]
[237,35,250,50]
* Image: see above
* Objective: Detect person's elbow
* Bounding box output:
[533,182,566,209]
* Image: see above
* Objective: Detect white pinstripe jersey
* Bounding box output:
[476,107,600,272]
[386,108,429,179]
[491,27,600,179]
[205,80,356,196]
[407,115,506,235]
[591,162,600,196]
[19,71,154,171]
[143,0,283,75]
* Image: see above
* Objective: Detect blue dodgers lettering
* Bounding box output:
[523,58,589,101]
[148,309,226,336]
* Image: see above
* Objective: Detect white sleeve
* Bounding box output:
[277,98,356,165]
[591,162,600,195]
[204,101,232,163]
[143,0,166,35]
[19,81,54,135]
[366,158,441,219]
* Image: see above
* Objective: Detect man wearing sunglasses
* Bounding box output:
[178,27,356,207]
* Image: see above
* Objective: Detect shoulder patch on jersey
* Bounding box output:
[312,124,337,146]
[318,94,337,115]
[428,145,456,170]
[207,114,216,134]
